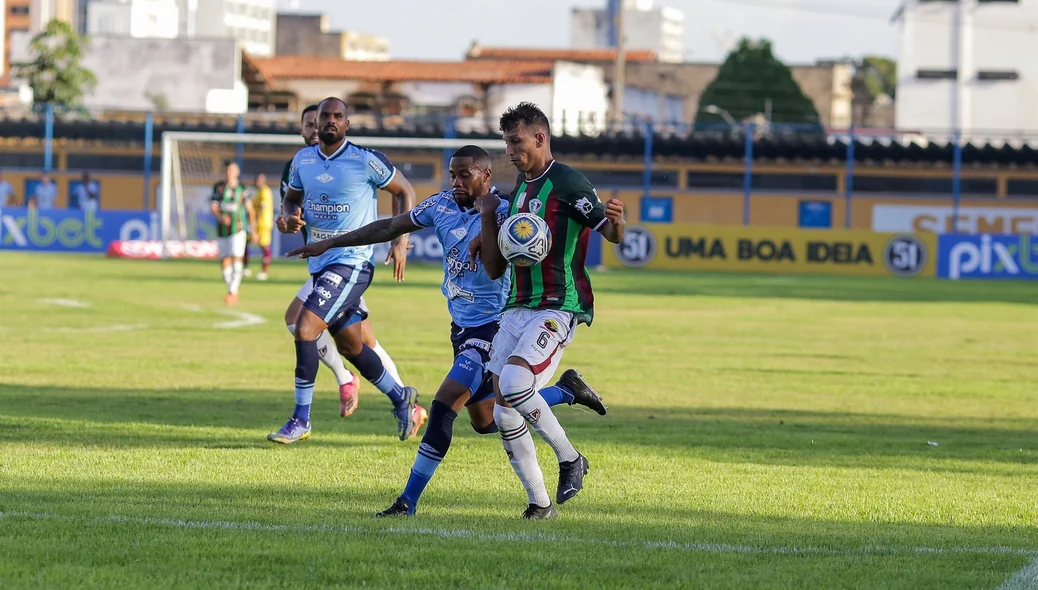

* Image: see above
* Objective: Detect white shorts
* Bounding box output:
[217,232,247,259]
[295,277,368,317]
[488,308,577,390]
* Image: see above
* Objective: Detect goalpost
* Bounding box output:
[158,132,508,259]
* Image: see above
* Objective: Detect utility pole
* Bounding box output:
[612,1,625,128]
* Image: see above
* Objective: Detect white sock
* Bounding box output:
[372,340,401,384]
[230,261,244,294]
[221,264,233,290]
[494,403,551,507]
[316,329,354,388]
[499,364,579,463]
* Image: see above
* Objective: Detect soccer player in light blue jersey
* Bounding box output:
[288,145,607,518]
[273,96,426,443]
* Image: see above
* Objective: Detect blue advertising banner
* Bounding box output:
[0,207,155,253]
[937,233,1038,280]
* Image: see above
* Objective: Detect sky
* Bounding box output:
[276,0,905,64]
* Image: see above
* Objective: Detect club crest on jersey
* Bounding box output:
[543,319,559,333]
[316,173,334,183]
[575,197,594,216]
[529,199,542,215]
[451,227,467,240]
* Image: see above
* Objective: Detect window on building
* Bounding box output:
[917,69,958,80]
[9,5,29,16]
[853,175,998,196]
[686,172,838,192]
[978,70,1019,81]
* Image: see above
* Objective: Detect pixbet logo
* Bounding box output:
[0,209,103,249]
[942,234,1038,279]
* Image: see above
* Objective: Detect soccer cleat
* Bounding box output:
[522,503,558,520]
[225,292,238,306]
[243,268,253,277]
[409,404,429,439]
[375,497,414,518]
[558,369,607,416]
[266,417,311,444]
[556,453,589,504]
[339,373,360,417]
[392,386,421,441]
[257,272,269,281]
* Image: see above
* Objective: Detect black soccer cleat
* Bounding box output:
[559,369,607,416]
[556,453,590,504]
[521,503,558,520]
[375,498,414,518]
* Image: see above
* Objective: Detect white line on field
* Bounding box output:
[212,310,265,329]
[0,511,1035,559]
[998,556,1038,590]
[37,298,91,308]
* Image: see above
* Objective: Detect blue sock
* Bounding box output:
[348,344,406,407]
[401,400,456,512]
[293,340,319,423]
[538,384,574,407]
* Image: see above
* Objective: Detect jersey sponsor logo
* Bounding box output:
[315,285,333,300]
[445,279,474,302]
[320,271,343,286]
[310,227,350,241]
[300,158,316,165]
[517,192,528,209]
[413,196,439,218]
[574,197,594,216]
[436,205,458,215]
[344,152,362,159]
[315,173,335,183]
[446,246,477,278]
[529,199,542,215]
[305,199,350,217]
[461,338,491,353]
[368,159,388,179]
[450,227,467,240]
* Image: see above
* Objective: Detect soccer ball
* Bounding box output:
[498,213,552,267]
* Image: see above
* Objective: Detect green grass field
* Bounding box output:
[1,252,1037,589]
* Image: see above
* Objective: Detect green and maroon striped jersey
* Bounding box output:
[211,182,250,237]
[504,161,608,326]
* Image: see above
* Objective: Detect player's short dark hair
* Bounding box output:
[318,96,348,111]
[222,158,237,169]
[500,102,551,135]
[301,104,319,120]
[451,145,492,170]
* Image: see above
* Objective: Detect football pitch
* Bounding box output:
[1,252,1036,589]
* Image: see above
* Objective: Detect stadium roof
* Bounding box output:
[464,45,659,63]
[248,56,555,85]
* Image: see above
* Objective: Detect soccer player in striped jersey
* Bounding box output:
[275,105,406,426]
[211,159,256,305]
[286,145,606,518]
[474,102,626,519]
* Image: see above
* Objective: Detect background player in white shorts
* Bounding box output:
[210,159,256,305]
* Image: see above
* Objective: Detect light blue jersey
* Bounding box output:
[410,189,511,328]
[288,140,396,273]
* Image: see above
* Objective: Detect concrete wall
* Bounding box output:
[10,33,244,113]
[275,13,340,58]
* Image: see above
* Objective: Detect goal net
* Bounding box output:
[159,132,509,259]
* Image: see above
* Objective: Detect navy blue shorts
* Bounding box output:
[450,321,498,405]
[303,262,374,335]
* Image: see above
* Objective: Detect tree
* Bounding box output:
[13,19,98,109]
[851,56,896,126]
[695,38,820,130]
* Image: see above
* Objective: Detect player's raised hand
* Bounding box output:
[275,215,288,233]
[473,192,500,213]
[386,235,410,282]
[285,241,330,259]
[284,210,306,233]
[468,232,482,266]
[605,198,626,225]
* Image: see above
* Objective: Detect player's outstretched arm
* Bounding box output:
[474,193,508,279]
[281,187,306,233]
[599,198,627,244]
[285,214,420,259]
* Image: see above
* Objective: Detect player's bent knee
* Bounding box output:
[446,349,485,398]
[505,355,532,370]
[493,402,524,430]
[284,299,303,326]
[294,309,327,341]
[498,363,535,398]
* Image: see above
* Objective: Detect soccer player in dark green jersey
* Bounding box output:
[211,159,256,305]
[472,101,625,518]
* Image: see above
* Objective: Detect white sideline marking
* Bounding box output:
[0,511,1035,559]
[212,310,265,329]
[38,298,91,308]
[998,556,1038,590]
[41,324,148,333]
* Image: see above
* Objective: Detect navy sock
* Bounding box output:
[347,344,406,406]
[472,421,499,434]
[401,400,457,511]
[538,384,574,407]
[293,340,320,423]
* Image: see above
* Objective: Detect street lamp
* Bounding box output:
[704,104,738,127]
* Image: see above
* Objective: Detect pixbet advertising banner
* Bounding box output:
[603,224,935,278]
[0,207,157,253]
[936,234,1038,280]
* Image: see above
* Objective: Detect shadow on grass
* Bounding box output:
[2,383,1036,476]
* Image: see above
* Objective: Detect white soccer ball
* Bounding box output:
[498,213,552,267]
